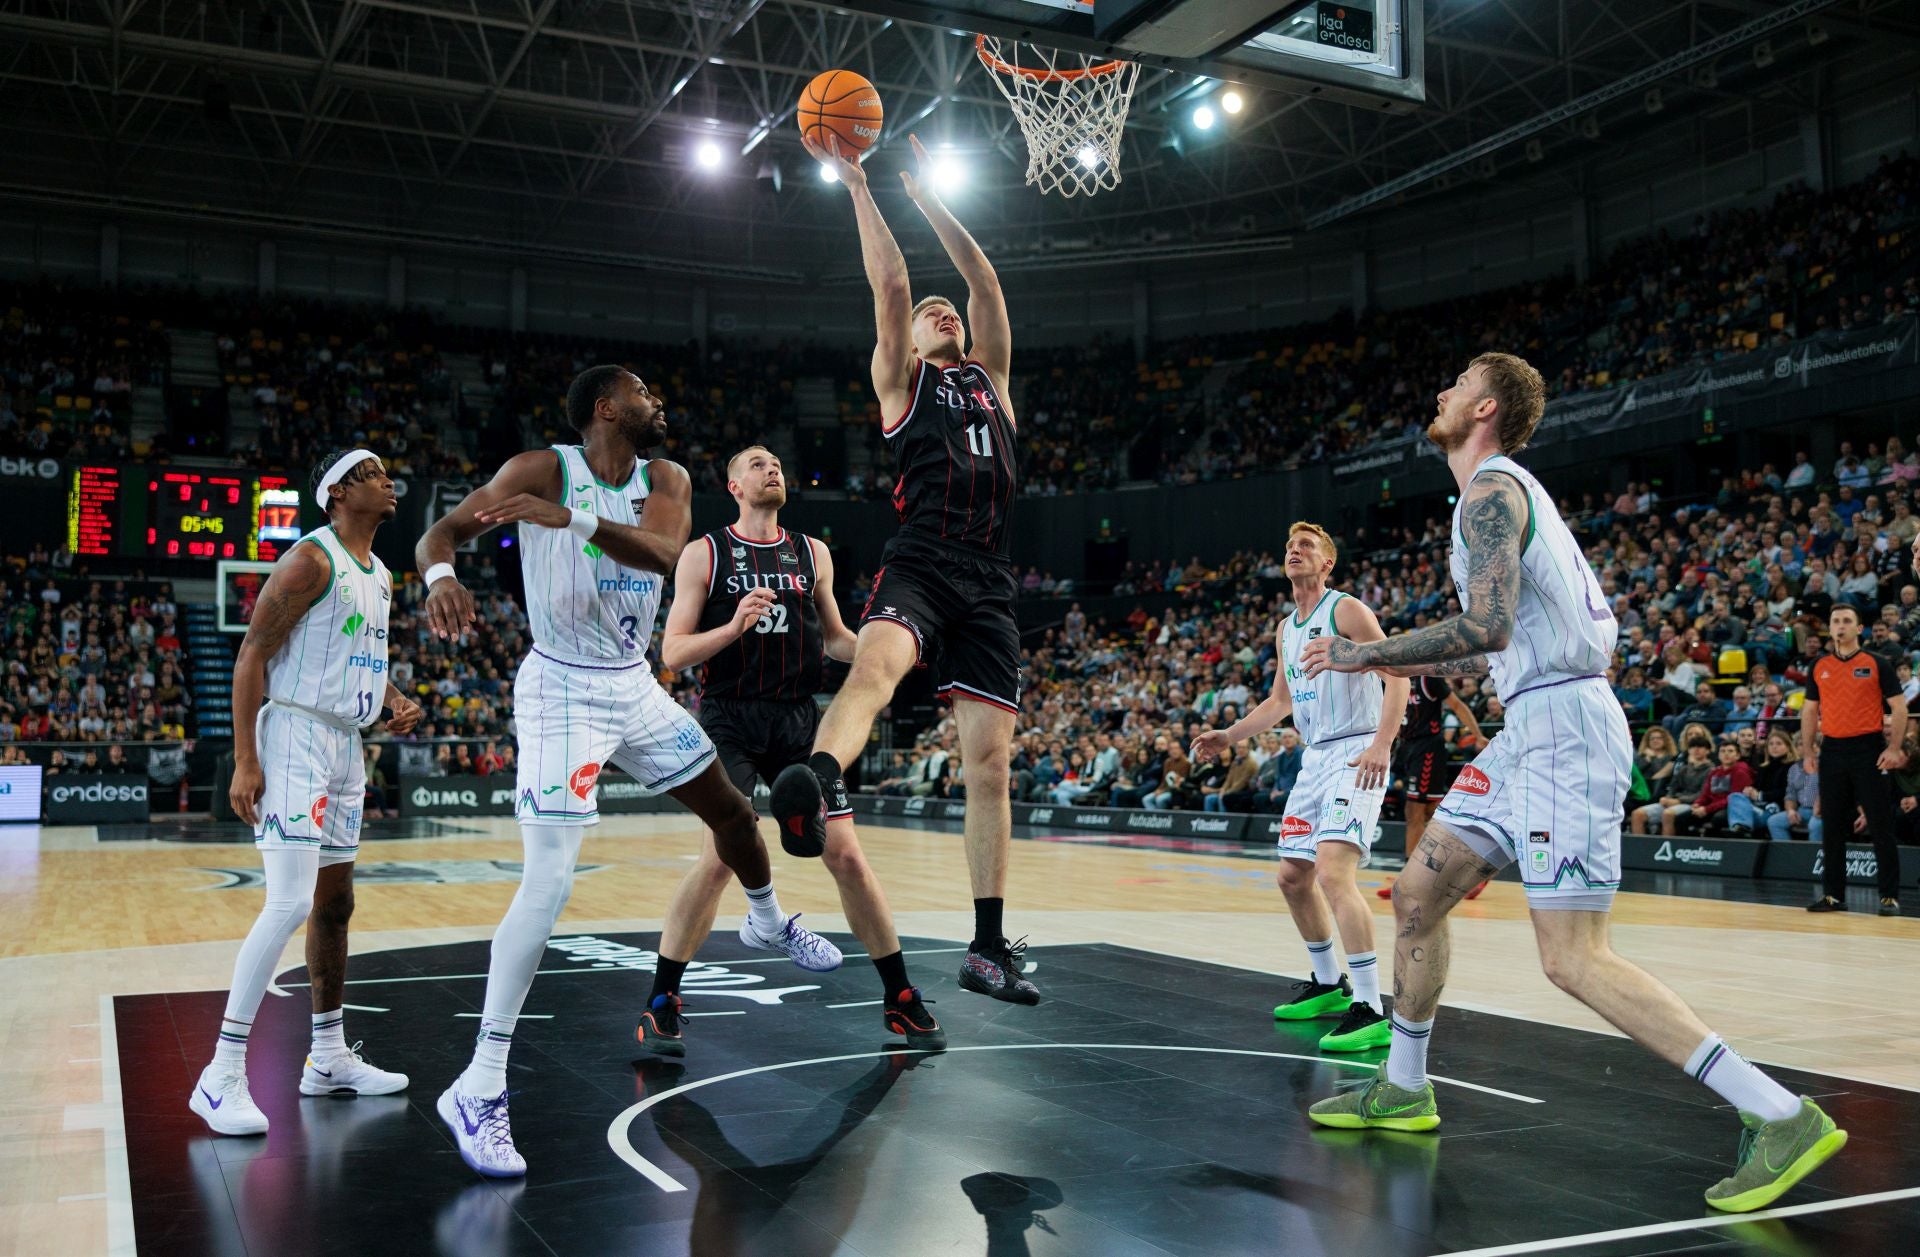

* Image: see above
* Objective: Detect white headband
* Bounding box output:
[315,449,379,509]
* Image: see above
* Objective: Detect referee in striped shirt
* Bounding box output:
[1802,605,1907,915]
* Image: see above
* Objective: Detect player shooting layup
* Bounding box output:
[769,132,1038,1004]
[191,450,420,1135]
[415,366,828,1177]
[1301,352,1847,1214]
[1191,522,1406,1053]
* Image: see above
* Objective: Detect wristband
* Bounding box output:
[423,562,456,588]
[567,507,599,541]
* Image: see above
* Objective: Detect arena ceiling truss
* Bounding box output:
[0,0,1913,278]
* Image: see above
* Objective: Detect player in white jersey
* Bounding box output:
[189,450,422,1137]
[1192,522,1406,1053]
[1301,353,1845,1213]
[415,365,832,1179]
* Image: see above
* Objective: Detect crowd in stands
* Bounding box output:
[216,298,471,481]
[1029,155,1916,490]
[872,420,1920,842]
[0,280,169,462]
[0,556,195,789]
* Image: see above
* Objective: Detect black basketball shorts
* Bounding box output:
[1394,735,1454,802]
[697,696,822,797]
[860,531,1022,713]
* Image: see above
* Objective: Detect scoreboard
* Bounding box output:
[69,466,302,563]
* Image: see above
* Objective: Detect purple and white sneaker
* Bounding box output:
[189,1061,269,1136]
[739,912,843,973]
[437,1084,527,1178]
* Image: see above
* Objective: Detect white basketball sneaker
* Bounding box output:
[300,1042,410,1096]
[189,1061,270,1136]
[739,912,843,972]
[437,1084,528,1178]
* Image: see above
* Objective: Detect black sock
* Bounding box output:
[649,956,689,1006]
[972,898,1005,950]
[874,950,911,1001]
[808,751,842,783]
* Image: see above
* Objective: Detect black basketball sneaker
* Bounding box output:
[769,762,828,857]
[883,987,948,1051]
[635,993,686,1058]
[959,936,1041,1005]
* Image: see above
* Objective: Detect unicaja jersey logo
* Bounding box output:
[341,611,365,637]
[569,763,602,800]
[1455,766,1492,795]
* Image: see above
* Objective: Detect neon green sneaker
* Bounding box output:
[1703,1099,1847,1213]
[1319,1003,1391,1052]
[1273,976,1352,1021]
[1307,1063,1440,1132]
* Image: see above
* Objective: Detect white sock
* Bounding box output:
[743,883,784,935]
[1304,937,1340,987]
[213,1017,251,1067]
[1686,1034,1799,1122]
[215,849,318,1067]
[1386,1014,1434,1090]
[1347,952,1381,1013]
[460,1019,515,1097]
[459,824,583,1096]
[311,1009,347,1058]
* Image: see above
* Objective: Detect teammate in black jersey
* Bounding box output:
[640,446,944,1054]
[1378,675,1486,900]
[775,132,1037,1005]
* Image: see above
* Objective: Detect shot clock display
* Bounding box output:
[67,467,297,562]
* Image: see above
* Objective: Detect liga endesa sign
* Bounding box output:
[400,772,677,818]
[43,773,150,822]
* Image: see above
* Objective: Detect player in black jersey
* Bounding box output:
[1378,675,1486,900]
[639,446,945,1053]
[776,132,1037,1006]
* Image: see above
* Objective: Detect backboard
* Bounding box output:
[815,0,1424,110]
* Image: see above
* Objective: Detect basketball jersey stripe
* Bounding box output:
[521,444,661,666]
[265,526,390,726]
[1448,455,1617,703]
[1281,588,1383,745]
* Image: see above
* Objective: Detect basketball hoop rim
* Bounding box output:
[975,33,1129,82]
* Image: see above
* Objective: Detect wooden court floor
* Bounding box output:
[3,813,1918,1255]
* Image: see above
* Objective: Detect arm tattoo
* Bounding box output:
[241,551,327,658]
[1428,655,1491,678]
[1334,474,1524,671]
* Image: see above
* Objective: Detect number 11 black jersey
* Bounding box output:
[883,358,1018,558]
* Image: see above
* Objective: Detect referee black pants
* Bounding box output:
[1819,736,1901,900]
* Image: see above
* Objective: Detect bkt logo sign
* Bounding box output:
[0,456,59,479]
[52,782,148,803]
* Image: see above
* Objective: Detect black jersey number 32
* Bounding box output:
[752,604,791,635]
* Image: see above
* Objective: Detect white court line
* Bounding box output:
[606,1043,1542,1193]
[827,1000,884,1009]
[268,946,972,989]
[1442,1185,1920,1257]
[58,1192,108,1203]
[455,1013,553,1019]
[681,1011,746,1018]
[98,993,134,1257]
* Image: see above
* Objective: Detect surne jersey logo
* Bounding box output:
[569,762,602,800]
[933,373,998,417]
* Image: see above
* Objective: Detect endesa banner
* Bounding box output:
[44,773,150,822]
[853,796,1326,843]
[401,772,678,818]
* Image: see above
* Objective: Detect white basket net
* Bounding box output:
[976,34,1141,198]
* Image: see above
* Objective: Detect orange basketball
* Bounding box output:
[798,69,884,156]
